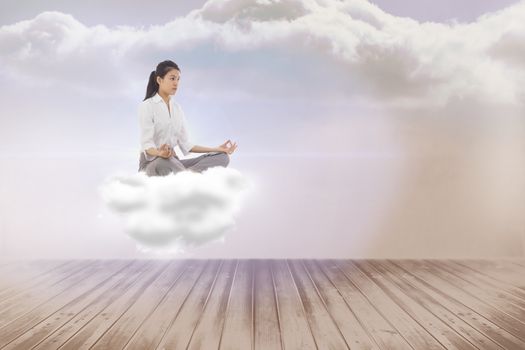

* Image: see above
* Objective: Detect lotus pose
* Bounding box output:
[138,60,237,176]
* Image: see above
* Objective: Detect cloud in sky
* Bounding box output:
[0,0,524,107]
[99,166,252,254]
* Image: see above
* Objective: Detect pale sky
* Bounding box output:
[0,0,524,259]
[0,0,519,26]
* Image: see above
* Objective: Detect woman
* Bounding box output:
[138,60,237,176]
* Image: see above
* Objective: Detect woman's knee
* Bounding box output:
[148,159,183,176]
[147,163,170,176]
[216,152,230,167]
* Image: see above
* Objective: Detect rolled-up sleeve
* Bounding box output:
[138,102,156,160]
[177,107,195,156]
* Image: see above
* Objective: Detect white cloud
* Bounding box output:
[98,167,252,254]
[194,0,310,22]
[0,0,524,106]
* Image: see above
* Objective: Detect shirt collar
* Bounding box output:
[152,92,171,105]
[152,92,162,103]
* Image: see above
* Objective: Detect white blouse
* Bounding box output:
[138,92,195,161]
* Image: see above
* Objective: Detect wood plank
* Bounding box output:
[333,259,437,349]
[32,260,156,349]
[448,261,525,301]
[0,260,71,293]
[54,260,169,349]
[253,260,282,350]
[0,261,99,328]
[455,260,525,291]
[396,260,525,341]
[423,260,525,322]
[219,260,253,350]
[355,260,480,349]
[0,260,83,304]
[0,259,523,349]
[388,260,525,350]
[155,260,222,349]
[436,260,525,305]
[303,260,380,350]
[0,260,132,349]
[123,260,210,350]
[270,260,317,350]
[287,260,350,349]
[0,260,34,272]
[369,260,503,350]
[511,260,525,269]
[89,260,189,349]
[186,260,237,349]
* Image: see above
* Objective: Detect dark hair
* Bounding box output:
[143,60,181,101]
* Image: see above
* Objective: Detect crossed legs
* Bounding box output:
[143,152,230,177]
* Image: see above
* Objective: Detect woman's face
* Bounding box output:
[156,68,180,96]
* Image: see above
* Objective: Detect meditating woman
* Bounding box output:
[138,60,237,176]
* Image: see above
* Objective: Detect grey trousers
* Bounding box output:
[138,151,230,176]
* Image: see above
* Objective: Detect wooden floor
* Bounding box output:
[0,259,524,350]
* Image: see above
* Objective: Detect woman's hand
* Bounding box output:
[217,140,237,154]
[158,144,173,159]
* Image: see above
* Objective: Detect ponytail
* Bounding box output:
[143,71,158,101]
[143,60,181,101]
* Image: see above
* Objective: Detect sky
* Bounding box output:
[0,0,524,259]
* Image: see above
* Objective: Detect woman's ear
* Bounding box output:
[156,76,161,85]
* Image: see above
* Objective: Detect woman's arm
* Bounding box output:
[139,103,159,160]
[189,145,221,153]
[190,140,237,154]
